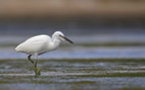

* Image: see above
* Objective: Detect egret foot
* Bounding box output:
[34,67,41,77]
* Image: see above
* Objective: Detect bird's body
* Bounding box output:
[15,31,73,77]
[15,35,58,55]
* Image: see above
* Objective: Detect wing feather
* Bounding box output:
[15,35,51,54]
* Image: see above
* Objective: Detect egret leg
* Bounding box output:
[28,55,34,64]
[34,53,41,77]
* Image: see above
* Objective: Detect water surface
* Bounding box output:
[0,59,145,90]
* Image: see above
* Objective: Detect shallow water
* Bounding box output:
[0,46,145,59]
[0,59,145,90]
[0,34,145,59]
[0,27,145,90]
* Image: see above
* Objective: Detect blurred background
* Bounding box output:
[0,0,145,59]
[0,0,145,35]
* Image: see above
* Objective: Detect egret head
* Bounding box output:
[53,31,73,44]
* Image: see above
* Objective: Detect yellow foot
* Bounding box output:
[34,67,41,77]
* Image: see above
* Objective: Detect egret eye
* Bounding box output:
[59,34,64,37]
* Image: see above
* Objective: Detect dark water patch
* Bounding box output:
[2,42,145,47]
[39,58,145,63]
[74,73,145,78]
[77,42,145,47]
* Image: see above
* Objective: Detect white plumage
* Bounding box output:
[15,35,52,54]
[15,31,73,77]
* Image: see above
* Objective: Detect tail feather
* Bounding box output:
[15,46,19,52]
[15,45,22,52]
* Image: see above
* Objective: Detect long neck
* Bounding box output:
[50,37,61,50]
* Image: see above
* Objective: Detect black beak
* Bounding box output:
[60,35,74,44]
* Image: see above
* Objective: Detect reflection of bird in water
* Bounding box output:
[15,31,73,77]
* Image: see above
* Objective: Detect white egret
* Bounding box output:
[15,31,73,77]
